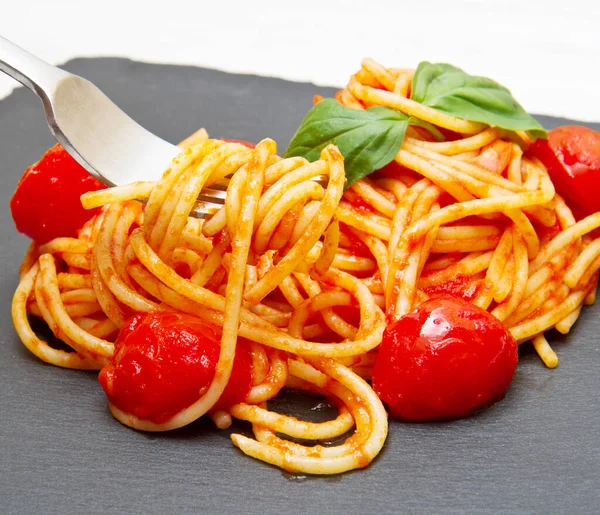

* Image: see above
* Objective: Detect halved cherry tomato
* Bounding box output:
[372,296,518,422]
[98,312,253,424]
[10,144,106,244]
[529,125,600,219]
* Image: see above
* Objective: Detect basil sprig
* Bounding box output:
[284,62,546,187]
[411,62,546,139]
[284,99,432,188]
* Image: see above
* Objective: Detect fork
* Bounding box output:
[0,35,234,218]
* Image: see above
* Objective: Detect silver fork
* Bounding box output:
[0,35,233,218]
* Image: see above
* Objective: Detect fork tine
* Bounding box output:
[312,175,329,188]
[206,182,228,191]
[192,173,330,218]
[197,187,227,205]
[191,199,224,219]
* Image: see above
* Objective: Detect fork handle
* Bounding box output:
[0,35,67,99]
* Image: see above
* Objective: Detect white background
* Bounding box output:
[1,0,599,120]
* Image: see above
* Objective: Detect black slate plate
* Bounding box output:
[1,58,600,515]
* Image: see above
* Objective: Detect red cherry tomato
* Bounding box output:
[221,138,255,148]
[10,144,106,244]
[372,296,518,422]
[98,312,253,424]
[529,125,600,219]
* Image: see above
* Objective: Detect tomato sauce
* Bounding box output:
[422,274,492,304]
[339,223,372,257]
[344,189,377,214]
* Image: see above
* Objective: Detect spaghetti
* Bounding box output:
[11,58,600,475]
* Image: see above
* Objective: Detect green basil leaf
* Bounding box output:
[410,62,547,139]
[284,99,409,187]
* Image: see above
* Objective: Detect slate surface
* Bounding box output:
[0,58,599,515]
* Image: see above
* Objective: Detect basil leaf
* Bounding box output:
[284,99,409,187]
[410,62,547,139]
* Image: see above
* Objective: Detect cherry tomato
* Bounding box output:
[98,312,253,424]
[10,144,106,244]
[372,296,518,422]
[529,125,600,219]
[221,139,255,148]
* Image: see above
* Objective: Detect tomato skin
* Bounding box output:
[220,138,255,148]
[98,312,252,424]
[10,144,106,244]
[372,297,518,422]
[529,125,600,219]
